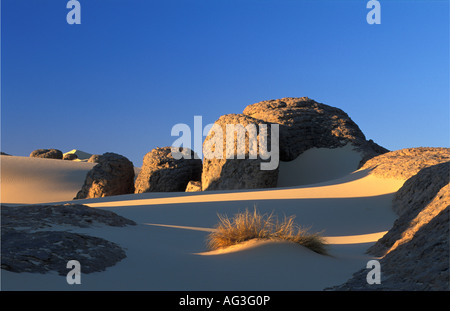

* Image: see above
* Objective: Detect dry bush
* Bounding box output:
[207,208,327,255]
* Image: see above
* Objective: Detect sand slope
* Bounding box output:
[1,146,407,290]
[1,156,95,204]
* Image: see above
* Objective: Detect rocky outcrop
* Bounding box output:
[75,152,135,199]
[368,162,449,257]
[242,97,388,164]
[63,153,78,161]
[1,204,136,275]
[135,147,202,193]
[360,147,450,180]
[1,204,136,229]
[185,181,202,192]
[30,149,63,159]
[87,154,103,163]
[331,162,450,290]
[201,97,386,190]
[201,114,279,191]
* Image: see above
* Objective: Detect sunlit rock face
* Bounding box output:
[243,97,387,164]
[30,149,63,160]
[201,113,279,191]
[135,147,202,193]
[75,152,135,199]
[201,97,388,191]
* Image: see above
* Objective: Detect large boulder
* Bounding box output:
[87,154,104,163]
[74,152,135,199]
[135,147,202,193]
[201,97,387,191]
[201,114,279,191]
[30,149,63,160]
[242,97,388,165]
[63,153,78,161]
[185,181,202,192]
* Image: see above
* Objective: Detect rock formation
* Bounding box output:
[87,154,104,163]
[63,153,78,161]
[360,147,450,180]
[74,152,135,199]
[30,149,63,159]
[135,147,202,193]
[201,97,387,190]
[331,161,450,290]
[185,181,202,192]
[242,97,388,164]
[201,114,279,191]
[1,204,135,275]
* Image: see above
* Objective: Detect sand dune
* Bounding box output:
[1,147,408,290]
[1,156,95,204]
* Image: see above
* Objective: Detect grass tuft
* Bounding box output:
[207,208,328,255]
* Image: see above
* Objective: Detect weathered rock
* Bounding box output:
[135,147,202,193]
[30,149,63,159]
[75,152,135,199]
[63,153,78,161]
[1,204,137,230]
[1,203,135,275]
[368,162,450,256]
[201,114,279,191]
[360,147,450,180]
[87,154,104,163]
[331,162,450,291]
[186,181,202,192]
[1,229,127,276]
[242,97,388,164]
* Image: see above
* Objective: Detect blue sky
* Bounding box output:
[1,0,449,166]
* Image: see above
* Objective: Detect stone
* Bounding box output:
[30,149,63,159]
[242,97,388,164]
[135,147,202,193]
[63,153,78,161]
[201,113,279,191]
[185,181,202,192]
[87,154,104,163]
[1,203,135,275]
[360,147,450,180]
[74,152,135,199]
[330,161,450,291]
[201,97,386,191]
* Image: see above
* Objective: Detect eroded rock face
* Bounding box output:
[30,149,63,159]
[201,97,387,191]
[185,181,202,192]
[331,162,450,291]
[201,114,279,191]
[87,154,104,163]
[368,162,450,257]
[135,147,202,193]
[242,97,387,163]
[360,147,450,180]
[75,152,135,199]
[63,153,78,161]
[1,204,136,275]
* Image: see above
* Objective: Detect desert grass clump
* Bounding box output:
[207,208,328,255]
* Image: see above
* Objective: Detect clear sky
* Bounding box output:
[1,0,449,167]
